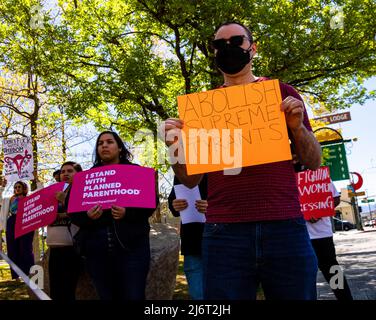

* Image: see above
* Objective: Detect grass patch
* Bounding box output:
[0,264,32,300]
[172,254,190,300]
[257,286,265,300]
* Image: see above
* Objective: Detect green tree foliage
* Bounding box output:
[1,0,375,169]
[52,0,376,118]
[0,0,91,182]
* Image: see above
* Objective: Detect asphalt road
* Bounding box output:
[317,227,376,300]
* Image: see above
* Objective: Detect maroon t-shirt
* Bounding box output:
[206,77,312,223]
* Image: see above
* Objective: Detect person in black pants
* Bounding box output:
[70,131,158,300]
[47,161,83,300]
[307,183,353,300]
[1,179,34,280]
[168,175,207,300]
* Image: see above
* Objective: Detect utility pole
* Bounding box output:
[366,190,373,221]
[351,195,363,231]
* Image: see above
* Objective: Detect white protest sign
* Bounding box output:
[174,184,206,224]
[3,137,34,182]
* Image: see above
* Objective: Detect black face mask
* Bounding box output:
[215,46,251,74]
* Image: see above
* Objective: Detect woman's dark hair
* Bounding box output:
[53,169,61,177]
[214,21,254,43]
[93,131,132,167]
[14,181,28,196]
[60,161,83,173]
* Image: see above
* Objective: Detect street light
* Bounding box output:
[349,172,364,231]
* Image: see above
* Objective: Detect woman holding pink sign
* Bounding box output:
[69,131,157,300]
[0,178,34,280]
[47,161,83,300]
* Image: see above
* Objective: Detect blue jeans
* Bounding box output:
[84,227,150,300]
[202,218,318,300]
[184,255,203,300]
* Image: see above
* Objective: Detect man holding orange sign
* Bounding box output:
[160,21,321,300]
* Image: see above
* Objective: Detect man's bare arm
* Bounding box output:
[281,96,321,170]
[291,126,322,170]
[171,162,203,188]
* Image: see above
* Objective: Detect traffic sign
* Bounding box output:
[321,143,349,181]
[348,191,366,197]
[348,192,365,197]
[361,198,375,203]
[350,172,363,191]
[313,111,351,125]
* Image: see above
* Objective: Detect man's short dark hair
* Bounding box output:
[214,21,253,43]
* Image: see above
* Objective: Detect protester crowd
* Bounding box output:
[0,22,353,301]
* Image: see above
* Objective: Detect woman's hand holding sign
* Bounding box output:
[55,191,66,204]
[87,205,103,220]
[111,205,126,220]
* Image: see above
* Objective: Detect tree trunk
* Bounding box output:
[30,109,40,261]
[60,107,67,162]
[150,133,161,223]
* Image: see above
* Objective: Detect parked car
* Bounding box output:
[364,220,376,227]
[333,217,356,231]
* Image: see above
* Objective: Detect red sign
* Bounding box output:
[313,111,351,124]
[67,164,156,213]
[15,182,65,238]
[350,172,363,191]
[296,166,335,220]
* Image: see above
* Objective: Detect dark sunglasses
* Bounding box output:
[211,35,251,50]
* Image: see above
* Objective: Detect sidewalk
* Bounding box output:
[317,228,376,300]
[2,228,376,300]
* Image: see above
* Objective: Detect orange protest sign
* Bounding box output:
[177,79,292,175]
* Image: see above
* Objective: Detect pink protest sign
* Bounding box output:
[67,164,156,213]
[15,182,65,238]
[296,166,335,220]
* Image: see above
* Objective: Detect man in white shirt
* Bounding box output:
[306,182,353,300]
